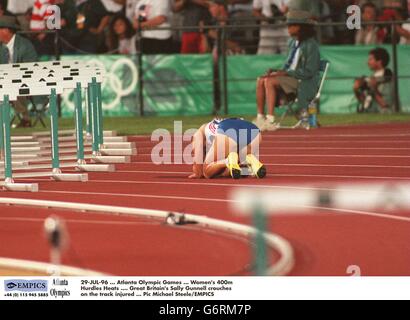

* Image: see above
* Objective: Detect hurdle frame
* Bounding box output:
[0,61,109,189]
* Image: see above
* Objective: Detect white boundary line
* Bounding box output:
[137,146,410,151]
[0,216,158,227]
[258,138,410,142]
[0,198,294,276]
[259,147,410,151]
[308,206,410,223]
[13,178,410,193]
[135,153,410,158]
[129,133,410,138]
[131,161,410,169]
[14,189,409,223]
[4,163,410,174]
[0,257,106,276]
[57,169,409,180]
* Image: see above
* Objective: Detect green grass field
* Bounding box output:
[11,113,410,136]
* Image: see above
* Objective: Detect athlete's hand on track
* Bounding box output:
[188,173,203,179]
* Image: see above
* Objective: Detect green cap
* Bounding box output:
[0,16,20,30]
[286,10,316,25]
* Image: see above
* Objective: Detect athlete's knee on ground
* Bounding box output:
[203,164,215,179]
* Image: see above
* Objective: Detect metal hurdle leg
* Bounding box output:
[50,89,61,176]
[96,79,104,149]
[90,78,100,156]
[86,84,92,138]
[74,83,115,173]
[0,95,38,192]
[88,78,132,164]
[74,83,85,166]
[49,89,88,182]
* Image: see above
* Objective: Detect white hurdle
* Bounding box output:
[0,60,113,190]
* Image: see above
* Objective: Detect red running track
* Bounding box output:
[1,122,410,276]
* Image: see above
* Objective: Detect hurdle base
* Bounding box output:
[1,182,39,192]
[76,164,115,172]
[52,173,89,182]
[276,121,310,130]
[91,156,131,164]
[101,136,128,143]
[100,149,137,156]
[101,142,136,149]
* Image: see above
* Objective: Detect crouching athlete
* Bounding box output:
[189,118,267,179]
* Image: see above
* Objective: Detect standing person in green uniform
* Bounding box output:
[0,15,38,128]
[254,10,320,131]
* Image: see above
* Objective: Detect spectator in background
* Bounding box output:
[227,0,259,54]
[0,16,38,127]
[253,0,290,55]
[395,9,410,43]
[206,0,244,54]
[377,0,408,43]
[173,0,212,54]
[353,47,393,113]
[30,0,56,55]
[228,0,254,14]
[75,0,88,6]
[75,0,110,53]
[125,0,139,22]
[133,0,173,54]
[7,0,35,30]
[53,0,79,54]
[318,1,336,44]
[100,0,124,13]
[107,12,136,54]
[0,1,12,16]
[355,2,381,45]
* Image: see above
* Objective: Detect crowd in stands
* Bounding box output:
[0,0,408,55]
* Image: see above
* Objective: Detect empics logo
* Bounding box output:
[6,282,17,290]
[4,280,48,292]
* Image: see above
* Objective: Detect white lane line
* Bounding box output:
[0,216,157,226]
[135,153,410,158]
[136,146,410,151]
[309,207,410,223]
[135,137,409,143]
[271,174,410,180]
[260,147,410,150]
[260,139,410,142]
[38,190,234,203]
[19,179,410,193]
[27,190,410,223]
[129,133,410,138]
[131,162,410,169]
[67,169,409,180]
[15,168,410,181]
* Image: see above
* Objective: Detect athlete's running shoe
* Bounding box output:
[246,154,267,179]
[226,152,242,179]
